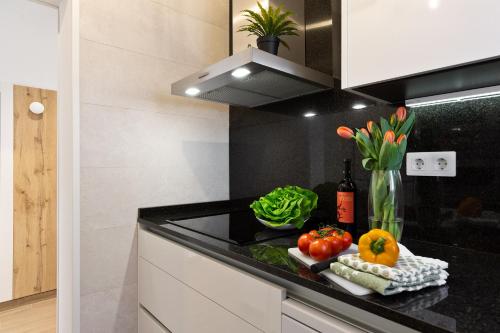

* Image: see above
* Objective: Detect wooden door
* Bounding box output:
[12,85,57,299]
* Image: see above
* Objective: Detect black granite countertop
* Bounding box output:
[138,199,500,333]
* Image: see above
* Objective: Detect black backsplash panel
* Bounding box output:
[229,90,500,254]
[229,0,500,253]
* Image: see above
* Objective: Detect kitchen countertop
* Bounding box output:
[138,199,500,333]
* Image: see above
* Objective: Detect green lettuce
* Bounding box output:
[250,186,318,229]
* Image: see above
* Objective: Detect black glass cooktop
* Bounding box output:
[165,210,301,245]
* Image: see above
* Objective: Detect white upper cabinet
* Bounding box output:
[342,0,500,89]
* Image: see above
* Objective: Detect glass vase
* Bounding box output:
[368,170,404,241]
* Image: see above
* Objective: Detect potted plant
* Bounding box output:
[238,1,299,55]
[337,107,416,241]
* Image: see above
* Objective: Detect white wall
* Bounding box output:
[57,0,80,331]
[0,0,58,89]
[0,0,58,303]
[79,0,229,331]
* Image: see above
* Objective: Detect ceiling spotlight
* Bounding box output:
[185,87,200,96]
[231,68,251,78]
[352,103,367,110]
[303,112,317,118]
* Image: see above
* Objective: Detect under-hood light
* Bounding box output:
[303,112,317,118]
[352,103,367,110]
[231,68,251,78]
[406,85,500,108]
[185,87,200,96]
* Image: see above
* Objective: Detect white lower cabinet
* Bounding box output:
[138,228,285,333]
[139,258,261,333]
[139,307,171,333]
[139,229,415,333]
[282,299,365,333]
[282,315,318,333]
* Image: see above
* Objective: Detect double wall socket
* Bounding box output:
[406,151,456,177]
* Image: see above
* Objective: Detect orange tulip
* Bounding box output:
[396,106,407,122]
[360,128,369,137]
[397,134,406,144]
[337,126,354,139]
[367,121,374,133]
[384,130,395,143]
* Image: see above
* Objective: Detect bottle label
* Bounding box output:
[337,192,354,224]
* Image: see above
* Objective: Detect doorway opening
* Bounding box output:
[0,1,60,331]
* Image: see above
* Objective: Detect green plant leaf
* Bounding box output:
[396,111,416,138]
[279,38,290,49]
[369,122,383,152]
[238,1,298,40]
[355,130,377,159]
[356,138,372,159]
[378,141,400,169]
[362,158,376,170]
[380,117,391,134]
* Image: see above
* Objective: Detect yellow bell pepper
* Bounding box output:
[358,229,399,267]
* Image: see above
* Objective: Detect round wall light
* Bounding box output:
[29,102,45,114]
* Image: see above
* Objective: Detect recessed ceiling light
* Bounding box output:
[231,68,251,78]
[429,0,440,10]
[352,103,367,110]
[185,87,200,96]
[303,112,317,118]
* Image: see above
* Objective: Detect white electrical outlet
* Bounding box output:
[406,151,456,177]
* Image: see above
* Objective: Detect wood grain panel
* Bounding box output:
[13,85,57,299]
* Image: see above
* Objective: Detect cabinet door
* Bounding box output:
[139,307,171,333]
[282,315,318,333]
[282,299,364,333]
[342,0,500,88]
[139,229,284,333]
[139,258,261,333]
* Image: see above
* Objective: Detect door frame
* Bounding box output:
[56,0,80,331]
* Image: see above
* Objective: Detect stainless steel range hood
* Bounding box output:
[171,47,334,108]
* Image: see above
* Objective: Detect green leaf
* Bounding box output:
[380,117,391,134]
[371,171,388,220]
[362,158,376,170]
[356,139,372,159]
[396,111,416,138]
[237,1,298,40]
[378,141,398,169]
[355,130,377,159]
[369,122,383,152]
[397,137,407,156]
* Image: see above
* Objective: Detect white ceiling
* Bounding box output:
[30,0,60,8]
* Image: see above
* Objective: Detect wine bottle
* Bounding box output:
[337,159,357,235]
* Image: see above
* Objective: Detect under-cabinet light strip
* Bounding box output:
[406,85,500,108]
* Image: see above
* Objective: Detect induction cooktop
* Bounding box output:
[165,210,301,245]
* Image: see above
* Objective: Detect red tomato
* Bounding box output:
[297,233,315,255]
[318,226,334,236]
[309,230,320,238]
[324,236,343,256]
[309,239,333,261]
[330,229,341,238]
[341,231,353,250]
